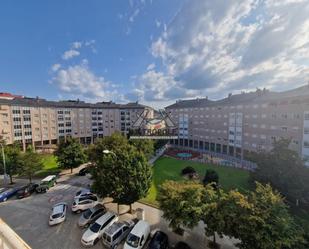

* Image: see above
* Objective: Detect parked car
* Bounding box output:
[49,202,67,226]
[79,167,91,176]
[0,187,19,202]
[174,242,191,249]
[124,220,150,249]
[78,204,106,227]
[75,188,95,199]
[102,220,135,249]
[17,183,38,199]
[72,195,98,213]
[81,211,118,246]
[36,175,57,193]
[148,231,169,249]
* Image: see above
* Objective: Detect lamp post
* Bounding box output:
[0,143,7,186]
[102,149,120,214]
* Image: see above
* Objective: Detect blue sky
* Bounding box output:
[0,0,308,108]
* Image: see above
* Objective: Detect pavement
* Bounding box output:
[0,165,238,249]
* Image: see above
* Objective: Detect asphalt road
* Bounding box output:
[0,175,103,249]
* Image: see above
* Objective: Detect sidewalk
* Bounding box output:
[103,200,239,249]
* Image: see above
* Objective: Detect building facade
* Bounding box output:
[165,85,309,165]
[0,97,153,150]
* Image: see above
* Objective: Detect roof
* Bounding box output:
[41,175,56,182]
[104,221,124,235]
[0,96,152,110]
[96,212,115,225]
[165,84,309,109]
[52,203,65,214]
[130,220,149,237]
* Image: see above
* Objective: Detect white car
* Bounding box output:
[75,188,94,199]
[72,195,98,213]
[49,202,67,226]
[124,220,150,249]
[81,211,118,246]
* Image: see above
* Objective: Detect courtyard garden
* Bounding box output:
[141,156,250,206]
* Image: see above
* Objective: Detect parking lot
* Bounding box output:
[0,175,104,249]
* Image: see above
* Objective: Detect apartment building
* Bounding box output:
[166,85,309,166]
[0,96,153,150]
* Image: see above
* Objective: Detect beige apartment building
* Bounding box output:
[0,95,153,150]
[166,85,309,166]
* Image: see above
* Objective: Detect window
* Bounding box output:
[304,113,309,120]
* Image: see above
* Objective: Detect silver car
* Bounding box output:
[102,220,135,249]
[78,204,106,227]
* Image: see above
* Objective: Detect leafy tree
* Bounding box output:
[0,143,23,184]
[201,188,227,247]
[203,169,219,188]
[158,181,206,231]
[91,133,152,213]
[129,139,154,159]
[20,146,44,183]
[249,139,309,207]
[224,183,305,249]
[55,137,86,173]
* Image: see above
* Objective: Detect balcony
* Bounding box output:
[0,218,32,249]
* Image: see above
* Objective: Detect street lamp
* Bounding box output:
[103,149,116,156]
[0,143,7,186]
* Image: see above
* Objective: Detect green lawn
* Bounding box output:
[141,156,250,206]
[34,154,60,177]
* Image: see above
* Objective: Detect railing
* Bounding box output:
[0,218,32,249]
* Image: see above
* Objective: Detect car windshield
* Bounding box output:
[126,234,140,248]
[76,190,81,196]
[52,213,62,219]
[83,209,93,219]
[90,222,101,233]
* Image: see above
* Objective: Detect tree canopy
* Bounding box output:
[129,139,154,159]
[20,146,44,183]
[202,169,219,188]
[249,139,309,207]
[158,180,306,249]
[0,142,22,184]
[55,137,86,173]
[90,133,152,212]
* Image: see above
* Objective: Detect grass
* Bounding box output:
[141,156,250,206]
[34,154,60,178]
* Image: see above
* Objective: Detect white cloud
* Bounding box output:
[129,8,140,22]
[51,61,118,101]
[155,19,161,28]
[71,41,82,49]
[62,49,80,60]
[51,63,61,72]
[133,0,309,104]
[147,63,156,71]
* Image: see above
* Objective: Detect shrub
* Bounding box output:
[181,166,196,176]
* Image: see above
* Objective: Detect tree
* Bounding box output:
[249,139,309,207]
[129,139,154,159]
[158,181,206,231]
[226,182,305,249]
[55,137,86,173]
[91,133,152,213]
[201,188,227,248]
[0,142,22,184]
[203,169,219,189]
[158,180,306,249]
[20,146,44,183]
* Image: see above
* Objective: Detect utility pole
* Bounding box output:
[0,143,7,186]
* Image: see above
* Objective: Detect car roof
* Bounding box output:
[91,204,104,211]
[42,175,56,182]
[104,221,126,235]
[95,212,115,225]
[52,203,65,214]
[130,220,150,237]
